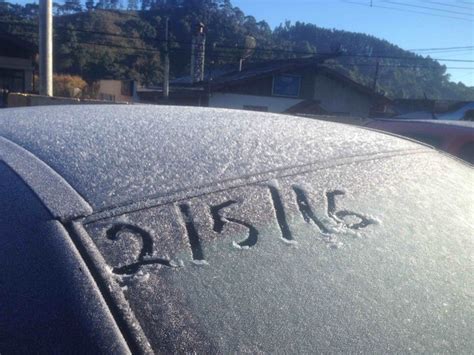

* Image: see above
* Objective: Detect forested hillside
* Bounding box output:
[1,0,473,99]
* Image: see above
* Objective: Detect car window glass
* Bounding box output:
[84,153,474,353]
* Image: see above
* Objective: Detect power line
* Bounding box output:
[368,56,473,62]
[325,63,474,69]
[413,50,473,55]
[48,39,474,70]
[420,51,474,58]
[2,30,471,71]
[423,1,474,11]
[77,41,474,70]
[456,71,473,79]
[343,0,473,21]
[1,19,474,63]
[409,45,474,52]
[382,0,474,17]
[414,51,473,57]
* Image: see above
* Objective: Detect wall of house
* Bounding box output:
[313,73,372,117]
[209,93,303,113]
[212,68,374,116]
[137,90,208,106]
[97,80,133,102]
[0,56,33,92]
[221,67,316,100]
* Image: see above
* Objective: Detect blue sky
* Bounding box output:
[232,0,474,87]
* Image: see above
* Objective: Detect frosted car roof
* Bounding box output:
[0,105,427,212]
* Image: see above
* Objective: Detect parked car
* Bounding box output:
[0,106,472,353]
[394,102,474,120]
[365,119,474,164]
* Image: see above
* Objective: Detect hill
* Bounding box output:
[0,0,473,100]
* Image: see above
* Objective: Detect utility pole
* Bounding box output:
[39,0,53,96]
[163,17,170,99]
[372,59,380,91]
[190,22,206,83]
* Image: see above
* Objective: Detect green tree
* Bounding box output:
[127,0,138,10]
[63,0,82,13]
[85,0,95,11]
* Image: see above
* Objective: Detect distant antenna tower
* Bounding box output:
[190,22,206,83]
[239,35,256,71]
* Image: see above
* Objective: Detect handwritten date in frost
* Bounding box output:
[103,186,376,275]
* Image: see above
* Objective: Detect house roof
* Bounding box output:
[316,66,388,100]
[172,56,334,86]
[209,56,332,87]
[171,56,389,101]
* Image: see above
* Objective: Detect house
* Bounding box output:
[207,58,391,117]
[136,23,390,117]
[96,79,137,103]
[139,57,391,118]
[0,34,35,93]
[0,34,36,106]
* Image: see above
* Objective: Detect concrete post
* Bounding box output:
[163,17,170,99]
[39,0,53,96]
[190,23,205,83]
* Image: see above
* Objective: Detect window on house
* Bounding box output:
[272,74,301,97]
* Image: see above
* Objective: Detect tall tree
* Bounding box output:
[63,0,82,13]
[141,0,151,10]
[127,0,138,10]
[96,0,110,9]
[110,0,120,9]
[85,0,95,11]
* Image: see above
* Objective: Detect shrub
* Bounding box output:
[53,74,88,98]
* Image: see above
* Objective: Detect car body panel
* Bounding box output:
[0,162,130,353]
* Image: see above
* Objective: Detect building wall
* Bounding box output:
[221,67,316,100]
[212,69,374,117]
[209,93,303,113]
[97,80,133,102]
[0,56,34,92]
[313,73,372,117]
